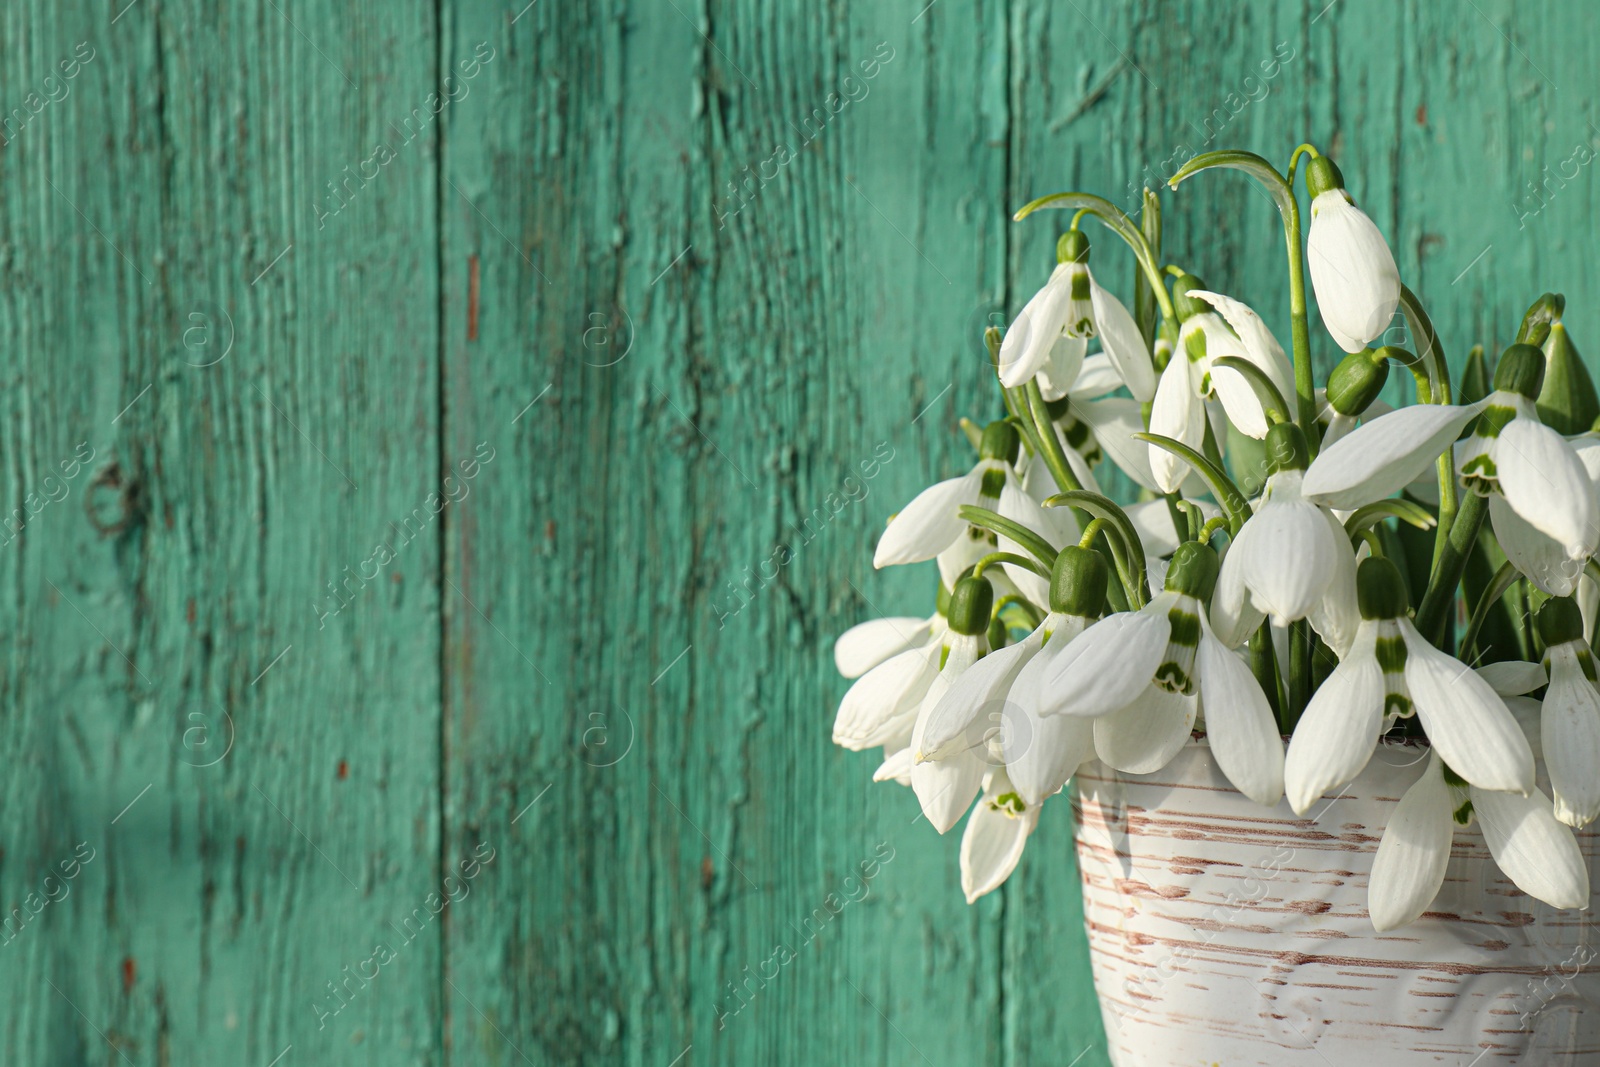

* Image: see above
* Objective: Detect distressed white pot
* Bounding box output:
[1073,739,1600,1065]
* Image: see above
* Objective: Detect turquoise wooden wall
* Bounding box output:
[3,1,1594,1063]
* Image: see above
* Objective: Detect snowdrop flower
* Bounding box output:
[1039,541,1285,804]
[916,548,1110,808]
[874,421,1053,570]
[907,576,997,832]
[1304,155,1401,354]
[1148,277,1293,491]
[997,230,1155,402]
[1302,344,1600,595]
[832,597,952,757]
[1211,422,1359,656]
[1284,558,1536,814]
[1368,752,1588,932]
[959,769,1040,903]
[1535,597,1600,827]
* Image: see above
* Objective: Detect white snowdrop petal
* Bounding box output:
[1071,353,1125,399]
[959,797,1039,904]
[1037,334,1088,401]
[1077,398,1160,491]
[834,617,929,678]
[1149,355,1203,494]
[1306,190,1401,354]
[1305,508,1361,659]
[1239,496,1339,624]
[1184,289,1295,402]
[920,635,1037,761]
[1368,756,1454,932]
[1473,785,1591,909]
[1003,624,1096,805]
[1196,623,1284,805]
[911,749,987,834]
[873,745,915,784]
[1301,402,1483,510]
[998,265,1073,387]
[1041,608,1173,718]
[1474,660,1547,697]
[833,644,938,750]
[874,470,985,567]
[1284,626,1383,814]
[1209,359,1272,439]
[1541,646,1600,827]
[1210,523,1266,650]
[1403,620,1536,794]
[1490,494,1584,597]
[1093,686,1196,774]
[1088,272,1156,401]
[1497,417,1600,556]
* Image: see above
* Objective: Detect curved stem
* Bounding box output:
[1282,190,1318,451]
[994,593,1045,631]
[1286,142,1320,182]
[973,552,1049,581]
[1397,285,1459,565]
[1011,192,1175,323]
[1042,490,1148,608]
[957,505,1059,570]
[1078,517,1107,549]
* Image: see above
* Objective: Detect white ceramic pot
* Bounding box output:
[1073,739,1600,1065]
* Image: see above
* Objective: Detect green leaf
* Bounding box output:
[956,505,1059,570]
[1343,499,1438,537]
[1134,432,1252,532]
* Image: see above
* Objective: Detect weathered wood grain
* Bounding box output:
[1,1,1595,1065]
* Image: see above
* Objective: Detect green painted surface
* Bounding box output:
[0,1,1593,1063]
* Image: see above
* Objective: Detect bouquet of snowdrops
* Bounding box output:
[832,143,1600,931]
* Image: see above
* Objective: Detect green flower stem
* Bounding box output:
[1252,623,1288,730]
[1460,560,1521,663]
[1023,382,1084,493]
[1289,619,1311,723]
[1415,490,1488,644]
[972,552,1049,581]
[957,505,1058,570]
[1042,489,1148,608]
[1396,285,1458,565]
[1078,517,1107,549]
[993,593,1045,631]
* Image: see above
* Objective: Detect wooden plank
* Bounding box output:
[0,2,444,1063]
[438,0,1013,1063]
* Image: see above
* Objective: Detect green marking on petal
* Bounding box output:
[1154,661,1194,695]
[1453,799,1474,826]
[1475,404,1517,438]
[1185,328,1208,364]
[1166,607,1201,648]
[1441,763,1469,787]
[1375,635,1408,674]
[992,791,1027,816]
[1383,691,1413,718]
[980,467,1007,500]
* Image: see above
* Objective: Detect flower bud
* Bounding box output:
[978,420,1021,464]
[1304,155,1345,199]
[1325,347,1393,416]
[1050,545,1109,617]
[1264,422,1310,475]
[1163,541,1219,601]
[1056,230,1089,264]
[1171,273,1209,322]
[1537,595,1586,648]
[1537,322,1600,435]
[1356,557,1409,620]
[947,575,995,636]
[1491,343,1546,400]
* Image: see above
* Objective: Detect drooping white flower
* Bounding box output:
[1284,558,1536,814]
[959,769,1041,903]
[1210,423,1359,656]
[1368,752,1588,932]
[921,547,1111,808]
[1534,597,1600,827]
[997,231,1155,401]
[1039,541,1285,804]
[833,635,942,753]
[1303,156,1401,354]
[874,421,1052,569]
[1148,280,1291,492]
[1302,344,1600,595]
